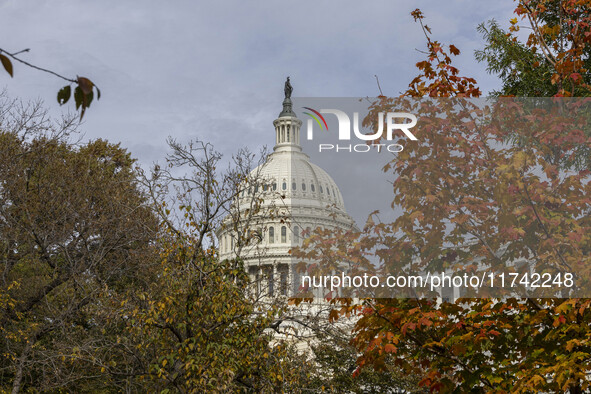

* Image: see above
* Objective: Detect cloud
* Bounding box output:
[0,0,515,166]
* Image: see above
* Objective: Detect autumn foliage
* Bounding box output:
[294,2,591,392]
[2,0,591,392]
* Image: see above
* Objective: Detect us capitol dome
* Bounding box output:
[217,79,357,297]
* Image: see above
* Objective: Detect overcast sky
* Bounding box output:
[1,0,516,223]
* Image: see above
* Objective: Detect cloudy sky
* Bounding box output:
[1,0,516,222]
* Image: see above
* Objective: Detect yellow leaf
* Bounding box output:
[566,339,580,352]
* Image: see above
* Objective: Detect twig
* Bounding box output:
[374,75,384,96]
[0,47,76,83]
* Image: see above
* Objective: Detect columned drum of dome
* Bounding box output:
[216,79,357,297]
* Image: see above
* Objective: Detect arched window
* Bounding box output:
[293,226,299,244]
[311,183,315,192]
[327,186,330,195]
[302,182,306,191]
[282,181,287,191]
[272,182,277,191]
[281,226,287,243]
[320,185,323,193]
[292,182,296,190]
[269,226,275,244]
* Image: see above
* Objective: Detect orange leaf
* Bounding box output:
[77,76,94,94]
[384,344,397,353]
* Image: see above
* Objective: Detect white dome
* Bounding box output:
[239,149,347,212]
[217,93,357,298]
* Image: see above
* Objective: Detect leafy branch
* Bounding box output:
[0,47,100,119]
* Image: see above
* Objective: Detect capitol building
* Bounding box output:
[217,80,357,297]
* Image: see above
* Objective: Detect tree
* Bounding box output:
[0,98,374,392]
[475,0,591,169]
[306,327,423,393]
[101,138,313,392]
[476,0,591,98]
[0,95,158,392]
[116,225,311,392]
[296,5,591,392]
[475,20,558,97]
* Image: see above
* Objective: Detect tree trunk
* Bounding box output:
[11,339,32,394]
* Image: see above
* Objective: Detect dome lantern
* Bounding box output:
[274,77,302,152]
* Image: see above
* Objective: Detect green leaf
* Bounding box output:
[73,86,90,120]
[85,89,94,108]
[57,85,71,105]
[0,54,13,77]
[74,86,83,110]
